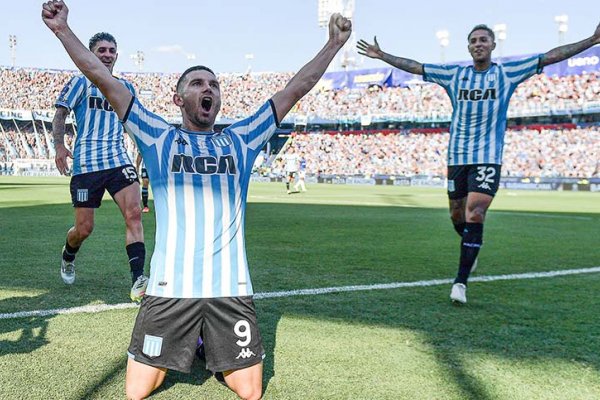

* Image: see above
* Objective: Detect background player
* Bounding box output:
[293,151,307,192]
[135,152,150,213]
[42,1,351,398]
[52,31,148,302]
[358,21,600,304]
[284,147,298,194]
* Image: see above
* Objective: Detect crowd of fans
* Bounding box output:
[1,66,598,121]
[0,66,598,179]
[269,127,600,179]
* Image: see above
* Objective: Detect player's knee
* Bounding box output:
[76,221,94,239]
[232,382,262,400]
[125,205,142,226]
[125,383,153,400]
[467,207,487,223]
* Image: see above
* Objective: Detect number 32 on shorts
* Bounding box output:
[475,166,496,183]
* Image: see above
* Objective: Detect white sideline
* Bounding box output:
[2,266,600,320]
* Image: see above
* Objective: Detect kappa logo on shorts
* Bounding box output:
[142,334,163,357]
[77,189,88,202]
[478,182,492,190]
[236,348,256,359]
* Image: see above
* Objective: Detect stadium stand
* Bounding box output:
[0,58,598,182]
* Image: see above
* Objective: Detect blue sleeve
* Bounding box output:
[55,76,84,110]
[226,99,279,152]
[122,97,170,146]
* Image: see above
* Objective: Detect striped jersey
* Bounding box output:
[55,75,136,175]
[423,55,542,166]
[123,97,279,299]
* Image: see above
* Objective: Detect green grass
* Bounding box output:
[1,176,599,399]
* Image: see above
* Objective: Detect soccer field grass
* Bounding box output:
[1,176,599,399]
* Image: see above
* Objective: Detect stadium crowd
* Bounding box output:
[1,66,598,178]
[270,127,600,178]
[1,67,598,120]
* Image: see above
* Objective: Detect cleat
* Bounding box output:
[130,275,149,302]
[450,283,467,304]
[470,257,478,273]
[142,206,150,213]
[61,246,76,284]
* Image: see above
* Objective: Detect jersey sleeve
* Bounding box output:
[423,64,460,90]
[226,99,279,152]
[122,96,170,148]
[55,76,85,111]
[502,54,543,86]
[123,79,137,97]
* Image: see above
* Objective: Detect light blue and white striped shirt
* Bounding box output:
[56,75,136,175]
[123,97,279,298]
[424,55,542,166]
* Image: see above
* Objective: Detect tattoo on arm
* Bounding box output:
[541,36,595,67]
[380,53,424,75]
[52,108,68,146]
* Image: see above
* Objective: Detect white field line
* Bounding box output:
[1,266,600,320]
[493,211,593,221]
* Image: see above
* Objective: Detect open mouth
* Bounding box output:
[201,97,213,112]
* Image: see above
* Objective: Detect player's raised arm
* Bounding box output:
[41,0,132,120]
[357,36,424,75]
[540,21,600,67]
[271,13,352,123]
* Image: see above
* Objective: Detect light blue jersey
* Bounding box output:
[424,55,542,166]
[56,75,136,175]
[123,97,278,299]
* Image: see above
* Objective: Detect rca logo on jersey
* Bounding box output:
[235,348,256,359]
[171,153,236,175]
[88,96,114,112]
[458,88,497,101]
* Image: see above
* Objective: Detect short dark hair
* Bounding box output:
[467,24,495,42]
[176,65,216,93]
[89,32,117,51]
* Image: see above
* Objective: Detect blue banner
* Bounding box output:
[320,46,600,90]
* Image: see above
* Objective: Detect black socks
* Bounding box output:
[126,242,146,283]
[455,223,483,284]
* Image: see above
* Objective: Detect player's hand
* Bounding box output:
[42,0,69,33]
[357,37,384,59]
[329,13,352,47]
[54,143,73,175]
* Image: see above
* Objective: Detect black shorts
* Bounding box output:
[447,164,501,199]
[127,295,264,374]
[70,165,139,208]
[141,168,148,180]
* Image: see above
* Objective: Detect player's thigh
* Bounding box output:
[447,165,469,200]
[223,362,263,399]
[466,164,501,197]
[125,357,167,399]
[202,296,265,374]
[107,165,141,215]
[69,171,107,208]
[128,296,204,373]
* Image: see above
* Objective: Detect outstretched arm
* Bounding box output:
[42,0,132,119]
[357,36,423,75]
[271,13,352,123]
[540,22,600,67]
